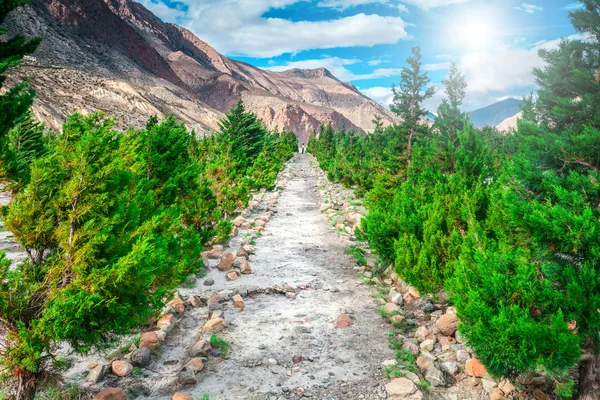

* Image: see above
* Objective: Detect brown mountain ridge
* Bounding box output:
[5,0,396,144]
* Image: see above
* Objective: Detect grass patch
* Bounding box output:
[209,334,230,358]
[345,245,367,266]
[417,379,432,391]
[379,306,401,319]
[384,365,405,379]
[395,349,418,373]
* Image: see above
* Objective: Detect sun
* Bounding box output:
[457,19,494,49]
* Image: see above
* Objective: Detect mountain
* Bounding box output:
[468,98,523,129]
[496,111,522,133]
[5,0,396,144]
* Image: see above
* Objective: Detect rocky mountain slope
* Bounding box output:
[5,0,396,143]
[468,98,523,129]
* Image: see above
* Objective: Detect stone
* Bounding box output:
[391,292,404,305]
[382,359,398,367]
[286,292,296,299]
[188,339,211,358]
[232,294,245,308]
[186,358,204,373]
[403,292,415,304]
[232,257,244,268]
[236,247,249,259]
[408,287,420,298]
[178,368,197,385]
[407,391,424,400]
[416,355,432,370]
[157,314,175,331]
[130,346,151,366]
[416,298,436,313]
[532,390,548,400]
[93,388,127,400]
[203,318,226,332]
[168,295,185,313]
[390,315,405,324]
[425,366,445,387]
[87,364,106,383]
[419,339,435,352]
[490,388,507,400]
[383,303,401,314]
[456,349,470,364]
[402,341,419,355]
[437,313,459,336]
[334,315,353,328]
[415,326,433,342]
[210,309,224,320]
[498,379,515,395]
[226,270,239,281]
[465,358,487,377]
[203,249,223,260]
[441,362,459,375]
[482,379,498,393]
[207,293,224,304]
[240,260,252,274]
[233,216,245,227]
[112,360,133,377]
[203,278,215,286]
[405,372,420,383]
[218,252,234,271]
[385,377,417,398]
[173,393,193,400]
[243,245,256,254]
[188,295,203,308]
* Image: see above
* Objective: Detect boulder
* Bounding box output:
[425,365,445,387]
[217,252,234,271]
[111,360,133,377]
[334,315,353,328]
[233,216,245,227]
[436,313,459,336]
[188,339,211,358]
[203,318,226,332]
[415,326,434,342]
[167,295,185,313]
[232,294,244,308]
[236,247,249,259]
[139,332,160,350]
[178,368,197,385]
[226,270,239,281]
[185,358,204,373]
[441,362,459,375]
[87,364,106,383]
[232,257,245,267]
[173,393,193,400]
[157,314,175,331]
[240,260,252,274]
[419,339,435,352]
[465,358,487,377]
[130,346,151,367]
[385,377,417,398]
[416,355,432,370]
[188,295,203,308]
[402,341,419,355]
[498,379,515,395]
[93,388,127,400]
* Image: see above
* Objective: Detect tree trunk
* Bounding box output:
[15,371,36,400]
[407,128,415,168]
[578,340,600,400]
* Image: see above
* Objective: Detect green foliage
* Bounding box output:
[209,334,230,358]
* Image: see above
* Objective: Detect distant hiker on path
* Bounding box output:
[301,144,305,153]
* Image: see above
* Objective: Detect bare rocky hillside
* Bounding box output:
[5,0,396,141]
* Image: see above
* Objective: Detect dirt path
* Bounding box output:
[180,153,392,399]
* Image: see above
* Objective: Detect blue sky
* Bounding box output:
[137,0,584,111]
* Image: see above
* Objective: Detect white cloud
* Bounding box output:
[138,0,187,21]
[435,54,453,60]
[424,62,451,71]
[562,2,584,11]
[398,0,471,9]
[368,59,383,66]
[139,0,409,58]
[360,86,394,106]
[515,2,543,14]
[317,0,386,10]
[397,4,409,12]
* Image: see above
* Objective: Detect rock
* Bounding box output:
[382,359,398,367]
[482,379,498,393]
[456,349,470,363]
[203,248,223,259]
[407,391,424,400]
[87,364,106,383]
[425,365,445,387]
[226,270,239,281]
[93,388,127,400]
[213,245,224,251]
[286,292,296,299]
[383,303,401,314]
[391,291,404,305]
[532,390,548,400]
[416,355,432,370]
[405,372,420,383]
[178,368,197,385]
[385,377,417,398]
[188,295,203,308]
[292,355,305,364]
[188,339,211,358]
[157,314,175,331]
[236,247,249,259]
[390,315,405,324]
[240,259,252,274]
[403,292,416,304]
[203,318,226,332]
[402,341,419,355]
[437,313,459,336]
[207,293,224,304]
[408,287,420,298]
[210,309,224,320]
[203,278,215,286]
[232,294,244,308]
[168,295,185,313]
[334,315,353,328]
[490,388,507,400]
[465,358,487,377]
[233,216,245,227]
[416,298,436,313]
[130,346,151,366]
[185,358,204,373]
[218,252,234,271]
[173,393,193,400]
[441,362,459,375]
[112,360,133,377]
[414,326,434,342]
[243,245,256,254]
[498,379,515,395]
[419,339,435,352]
[231,257,244,267]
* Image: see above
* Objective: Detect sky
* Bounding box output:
[136,0,585,112]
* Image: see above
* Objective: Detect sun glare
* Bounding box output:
[457,19,493,49]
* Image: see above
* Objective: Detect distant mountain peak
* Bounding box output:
[469,98,523,129]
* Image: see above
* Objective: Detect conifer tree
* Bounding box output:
[434,63,468,144]
[390,46,435,167]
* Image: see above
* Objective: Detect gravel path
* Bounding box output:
[182,154,393,400]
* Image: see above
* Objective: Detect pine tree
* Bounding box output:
[0,0,41,164]
[390,46,435,167]
[4,112,47,187]
[434,63,468,144]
